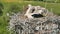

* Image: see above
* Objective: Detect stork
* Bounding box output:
[24,4,47,19]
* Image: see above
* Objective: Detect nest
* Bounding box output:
[8,12,60,34]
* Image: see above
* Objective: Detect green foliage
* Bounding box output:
[9,4,21,13]
[0,9,3,16]
[0,3,4,16]
[0,3,4,9]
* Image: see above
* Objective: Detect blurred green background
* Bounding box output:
[0,0,60,34]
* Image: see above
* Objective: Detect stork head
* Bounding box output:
[24,4,48,19]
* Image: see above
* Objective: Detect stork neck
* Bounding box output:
[26,7,31,14]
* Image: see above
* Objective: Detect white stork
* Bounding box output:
[24,4,47,19]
